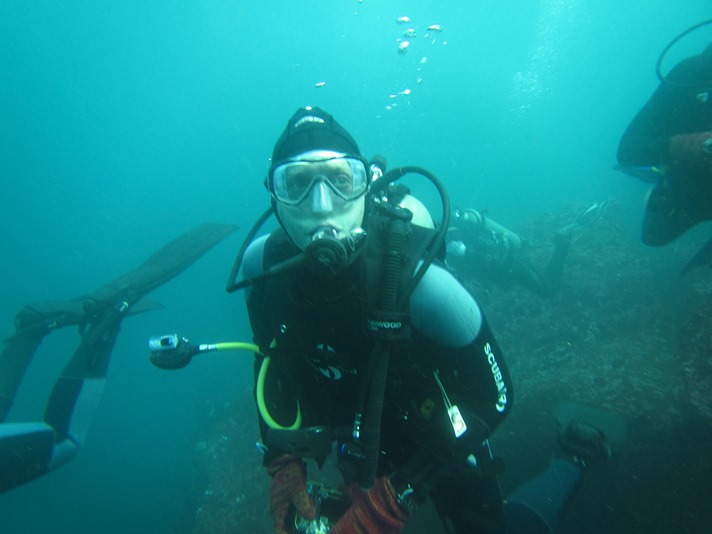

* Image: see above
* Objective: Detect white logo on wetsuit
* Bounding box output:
[485,342,508,413]
[367,319,403,331]
[310,343,356,381]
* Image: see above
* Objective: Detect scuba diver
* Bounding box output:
[0,222,236,494]
[206,106,615,533]
[445,203,609,298]
[617,21,712,273]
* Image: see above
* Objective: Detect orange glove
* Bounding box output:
[330,477,408,534]
[267,455,315,534]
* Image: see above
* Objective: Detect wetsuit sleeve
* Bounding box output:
[448,317,511,437]
[390,265,513,507]
[410,264,512,438]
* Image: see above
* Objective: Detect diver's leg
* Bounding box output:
[427,441,508,534]
[541,235,571,292]
[429,467,507,534]
[641,183,695,245]
[509,258,555,297]
[505,403,621,533]
[0,301,86,421]
[0,422,55,493]
[0,333,45,421]
[39,223,237,468]
[640,167,705,246]
[1,302,126,494]
[1,293,127,494]
[509,232,571,297]
[504,459,583,534]
[0,302,86,492]
[1,223,236,494]
[44,303,125,465]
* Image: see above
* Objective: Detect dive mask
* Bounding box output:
[268,155,369,206]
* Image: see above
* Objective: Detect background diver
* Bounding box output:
[0,222,236,494]
[445,202,609,298]
[617,21,712,273]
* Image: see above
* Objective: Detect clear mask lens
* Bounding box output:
[270,156,368,206]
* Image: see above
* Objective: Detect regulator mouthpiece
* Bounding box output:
[303,227,349,275]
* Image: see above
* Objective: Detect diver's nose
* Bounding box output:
[310,181,334,213]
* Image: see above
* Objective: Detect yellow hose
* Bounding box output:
[213,342,301,430]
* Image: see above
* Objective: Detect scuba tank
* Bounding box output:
[457,208,523,251]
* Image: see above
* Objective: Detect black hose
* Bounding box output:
[358,343,390,488]
[381,219,410,310]
[656,19,712,86]
[226,207,273,292]
[371,166,451,305]
[358,216,411,488]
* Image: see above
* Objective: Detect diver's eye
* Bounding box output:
[287,172,312,194]
[331,173,353,192]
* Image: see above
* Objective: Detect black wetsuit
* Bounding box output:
[243,228,514,533]
[617,48,712,245]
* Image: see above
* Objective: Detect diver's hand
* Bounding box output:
[668,132,712,168]
[331,477,408,534]
[267,454,314,534]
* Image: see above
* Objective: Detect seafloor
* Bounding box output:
[186,203,712,533]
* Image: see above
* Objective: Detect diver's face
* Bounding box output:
[274,155,366,250]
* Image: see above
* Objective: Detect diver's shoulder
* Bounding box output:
[410,262,483,345]
[243,234,271,279]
